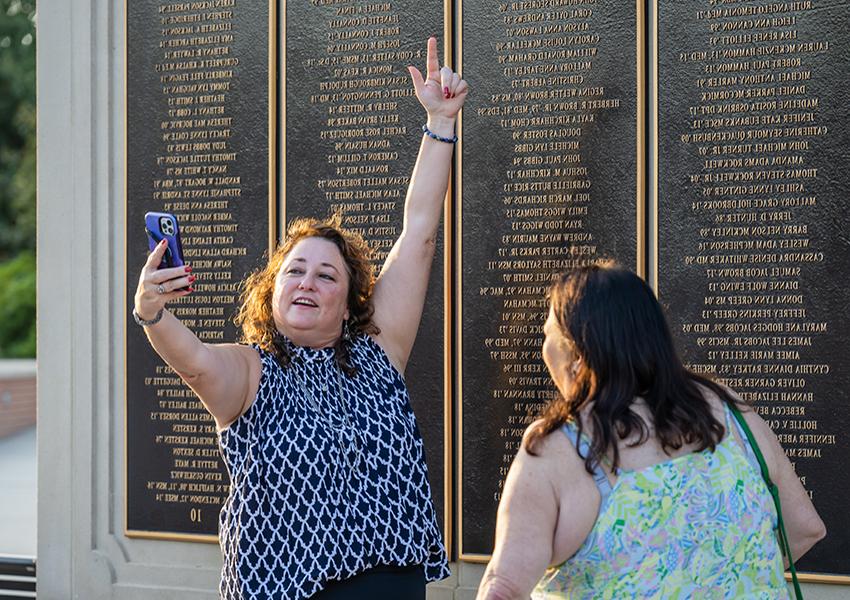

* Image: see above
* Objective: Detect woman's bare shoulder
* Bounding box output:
[691,380,745,429]
[699,381,785,471]
[520,419,588,476]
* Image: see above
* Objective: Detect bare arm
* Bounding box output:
[477,425,598,600]
[371,37,467,372]
[477,446,558,600]
[741,407,826,563]
[134,240,260,429]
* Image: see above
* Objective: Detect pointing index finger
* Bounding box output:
[426,36,440,82]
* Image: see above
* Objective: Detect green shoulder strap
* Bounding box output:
[729,401,803,600]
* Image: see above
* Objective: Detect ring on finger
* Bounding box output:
[157,284,166,295]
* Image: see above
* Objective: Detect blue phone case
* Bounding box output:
[145,212,185,269]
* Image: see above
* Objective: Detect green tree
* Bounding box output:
[0,0,36,257]
[0,0,36,357]
[0,251,35,356]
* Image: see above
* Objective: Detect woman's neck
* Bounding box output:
[279,328,339,349]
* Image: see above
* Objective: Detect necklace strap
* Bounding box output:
[291,359,364,471]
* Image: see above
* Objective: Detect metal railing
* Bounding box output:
[0,556,35,599]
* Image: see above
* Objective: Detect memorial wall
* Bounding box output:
[282,0,451,540]
[458,0,643,558]
[657,0,850,580]
[123,0,849,583]
[126,0,274,539]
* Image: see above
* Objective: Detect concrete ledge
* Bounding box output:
[0,359,36,379]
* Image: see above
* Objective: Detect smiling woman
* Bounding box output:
[235,215,379,377]
[131,35,467,600]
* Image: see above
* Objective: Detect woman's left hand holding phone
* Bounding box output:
[134,238,195,322]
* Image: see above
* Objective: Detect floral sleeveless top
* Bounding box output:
[532,404,789,599]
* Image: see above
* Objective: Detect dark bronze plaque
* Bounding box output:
[126,1,274,539]
[459,3,643,558]
[658,1,850,579]
[282,2,450,543]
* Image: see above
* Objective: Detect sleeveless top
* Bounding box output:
[532,404,789,599]
[217,334,450,600]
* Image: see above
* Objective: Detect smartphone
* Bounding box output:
[145,211,185,269]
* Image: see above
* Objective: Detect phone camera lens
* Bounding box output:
[160,217,175,236]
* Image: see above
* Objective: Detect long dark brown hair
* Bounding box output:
[234,214,379,376]
[525,260,737,474]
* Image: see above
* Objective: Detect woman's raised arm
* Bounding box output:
[371,36,467,372]
[134,239,260,429]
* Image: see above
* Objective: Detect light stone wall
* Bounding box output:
[36,0,845,597]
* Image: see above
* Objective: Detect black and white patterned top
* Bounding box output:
[217,334,450,599]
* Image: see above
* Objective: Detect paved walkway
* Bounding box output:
[0,426,36,556]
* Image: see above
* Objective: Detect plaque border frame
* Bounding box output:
[456,0,647,562]
[278,1,455,554]
[652,0,850,585]
[123,0,279,544]
[442,1,454,557]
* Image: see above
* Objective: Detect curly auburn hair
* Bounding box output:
[234,214,379,376]
[524,261,734,474]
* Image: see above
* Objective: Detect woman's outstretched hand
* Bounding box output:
[134,239,194,321]
[407,36,467,122]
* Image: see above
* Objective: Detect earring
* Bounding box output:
[342,319,351,341]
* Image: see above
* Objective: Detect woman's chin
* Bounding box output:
[284,310,319,328]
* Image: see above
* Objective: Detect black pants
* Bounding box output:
[310,564,425,600]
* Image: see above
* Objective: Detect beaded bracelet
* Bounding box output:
[422,123,458,144]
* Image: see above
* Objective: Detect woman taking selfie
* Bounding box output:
[132,37,466,600]
[477,262,825,599]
